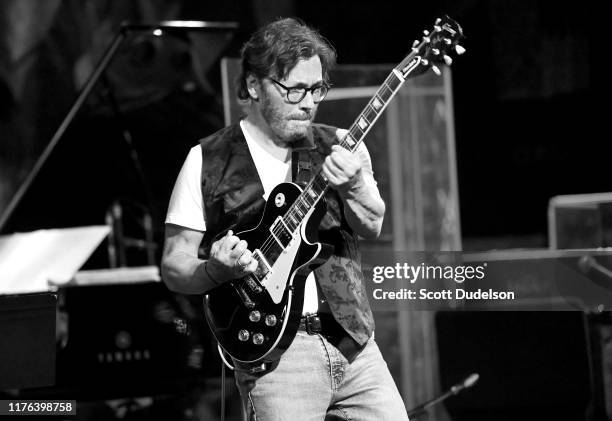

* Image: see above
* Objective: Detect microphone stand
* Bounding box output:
[407,373,479,419]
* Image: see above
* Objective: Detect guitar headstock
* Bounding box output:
[397,15,465,78]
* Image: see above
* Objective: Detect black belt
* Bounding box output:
[299,313,365,363]
[299,313,345,337]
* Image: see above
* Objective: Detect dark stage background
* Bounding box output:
[0,0,602,248]
[0,2,606,420]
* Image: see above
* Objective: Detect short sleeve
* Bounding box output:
[165,145,206,231]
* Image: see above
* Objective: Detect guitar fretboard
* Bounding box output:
[281,58,421,234]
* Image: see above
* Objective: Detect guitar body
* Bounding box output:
[203,182,333,363]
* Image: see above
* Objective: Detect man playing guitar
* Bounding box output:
[162,17,408,420]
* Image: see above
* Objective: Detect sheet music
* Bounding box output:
[0,226,109,295]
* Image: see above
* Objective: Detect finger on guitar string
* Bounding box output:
[326,147,360,177]
[237,252,258,274]
[244,258,258,273]
[335,128,349,142]
[321,164,342,186]
[229,239,249,260]
[330,144,352,160]
[212,230,240,254]
[323,149,363,191]
[222,233,241,252]
[209,230,233,257]
[236,249,253,267]
[206,235,257,280]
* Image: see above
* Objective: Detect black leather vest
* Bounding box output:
[199,123,374,345]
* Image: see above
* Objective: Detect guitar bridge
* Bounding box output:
[244,274,263,294]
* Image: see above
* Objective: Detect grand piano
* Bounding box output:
[0,21,238,401]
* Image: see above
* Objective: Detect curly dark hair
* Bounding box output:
[237,17,336,100]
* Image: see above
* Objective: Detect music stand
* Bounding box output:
[0,225,109,294]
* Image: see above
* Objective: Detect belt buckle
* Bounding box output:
[305,314,321,335]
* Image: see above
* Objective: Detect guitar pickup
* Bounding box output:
[270,217,292,248]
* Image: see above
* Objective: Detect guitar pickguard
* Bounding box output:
[260,208,314,304]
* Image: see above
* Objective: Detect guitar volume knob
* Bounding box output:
[252,333,265,345]
[265,314,277,327]
[249,310,261,322]
[238,330,250,342]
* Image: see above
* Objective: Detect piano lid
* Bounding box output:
[0,225,110,294]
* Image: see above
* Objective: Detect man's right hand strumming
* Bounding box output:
[162,225,256,294]
[206,230,259,283]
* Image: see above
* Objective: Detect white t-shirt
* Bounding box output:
[165,120,377,313]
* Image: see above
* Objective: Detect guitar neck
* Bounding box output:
[282,57,421,232]
[281,15,465,232]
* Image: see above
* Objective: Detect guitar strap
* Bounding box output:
[291,149,313,188]
[291,148,333,312]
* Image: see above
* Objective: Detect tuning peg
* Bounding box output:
[455,45,466,55]
[435,18,442,25]
[421,59,429,66]
[432,48,440,55]
[434,25,442,32]
[443,55,453,66]
[431,65,442,76]
[423,36,431,43]
[412,40,420,47]
[423,30,430,36]
[444,38,452,45]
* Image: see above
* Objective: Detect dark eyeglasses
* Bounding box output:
[269,78,330,104]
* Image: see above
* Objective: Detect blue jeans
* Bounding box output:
[233,331,409,420]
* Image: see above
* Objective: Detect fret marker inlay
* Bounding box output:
[345,134,356,147]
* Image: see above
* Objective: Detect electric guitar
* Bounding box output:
[204,16,465,364]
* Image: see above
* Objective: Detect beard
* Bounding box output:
[260,92,317,145]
